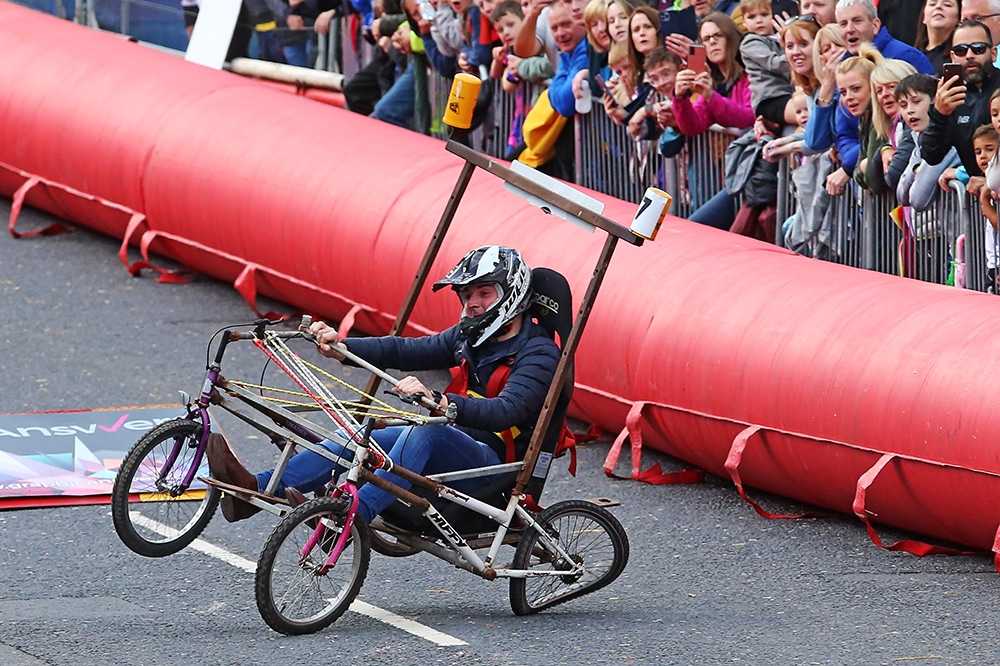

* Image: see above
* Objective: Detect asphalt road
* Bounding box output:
[2,198,1000,666]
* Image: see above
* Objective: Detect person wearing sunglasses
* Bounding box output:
[921,19,1000,182]
[800,0,836,26]
[961,0,1000,67]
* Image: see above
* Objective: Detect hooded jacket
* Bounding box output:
[921,64,1000,176]
[345,319,560,461]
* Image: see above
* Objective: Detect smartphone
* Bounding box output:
[418,0,435,21]
[594,74,619,107]
[942,62,964,84]
[687,44,706,74]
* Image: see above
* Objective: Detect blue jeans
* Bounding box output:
[255,425,503,524]
[254,30,287,64]
[371,62,415,129]
[688,189,737,231]
[282,39,312,68]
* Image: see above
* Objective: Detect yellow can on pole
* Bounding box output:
[442,73,482,130]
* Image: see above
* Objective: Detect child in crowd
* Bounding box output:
[627,47,682,148]
[977,124,1000,220]
[448,0,492,74]
[601,40,634,124]
[490,1,554,87]
[490,0,526,89]
[738,0,795,127]
[475,0,501,61]
[778,88,837,257]
[895,73,959,213]
[489,0,553,158]
[887,73,961,282]
[790,88,809,130]
[977,94,1000,291]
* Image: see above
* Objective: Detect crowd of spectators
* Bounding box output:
[195,0,1000,290]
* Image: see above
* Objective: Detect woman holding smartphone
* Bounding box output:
[671,12,754,137]
[670,12,755,229]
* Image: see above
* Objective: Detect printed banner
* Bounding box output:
[0,406,185,508]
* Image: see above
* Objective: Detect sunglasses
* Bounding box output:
[951,41,992,56]
[783,13,818,27]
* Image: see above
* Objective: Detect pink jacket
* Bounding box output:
[672,73,755,136]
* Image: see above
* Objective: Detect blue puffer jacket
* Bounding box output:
[346,319,560,460]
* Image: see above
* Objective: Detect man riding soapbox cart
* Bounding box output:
[110,144,650,635]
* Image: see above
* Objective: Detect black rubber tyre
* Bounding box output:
[255,496,371,635]
[111,418,221,558]
[509,500,629,616]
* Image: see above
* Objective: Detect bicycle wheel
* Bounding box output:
[255,496,371,635]
[111,418,220,558]
[509,499,629,616]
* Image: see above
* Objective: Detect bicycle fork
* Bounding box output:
[157,335,230,494]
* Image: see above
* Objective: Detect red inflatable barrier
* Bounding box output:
[4,4,1000,560]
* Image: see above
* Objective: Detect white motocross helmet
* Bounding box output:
[432,246,533,347]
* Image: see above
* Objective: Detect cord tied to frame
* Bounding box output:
[244,332,430,457]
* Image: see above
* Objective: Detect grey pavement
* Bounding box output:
[1,198,999,665]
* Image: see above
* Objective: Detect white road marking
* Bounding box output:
[129,511,468,646]
[348,601,468,646]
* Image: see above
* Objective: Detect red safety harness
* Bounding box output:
[443,357,577,476]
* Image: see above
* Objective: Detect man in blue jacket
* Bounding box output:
[546,0,588,118]
[207,246,560,524]
[815,0,933,195]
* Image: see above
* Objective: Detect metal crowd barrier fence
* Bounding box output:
[964,191,992,292]
[16,2,1000,295]
[575,109,741,216]
[427,71,495,154]
[490,80,543,161]
[777,154,983,290]
[575,105,660,205]
[681,126,742,214]
[862,188,900,274]
[907,181,964,285]
[774,156,793,250]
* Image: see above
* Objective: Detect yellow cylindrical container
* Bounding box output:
[629,187,672,240]
[441,73,482,129]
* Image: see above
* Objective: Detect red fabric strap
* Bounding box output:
[724,425,822,519]
[8,176,71,238]
[854,453,980,557]
[485,361,517,462]
[233,263,285,321]
[486,359,512,398]
[604,402,704,485]
[443,358,471,396]
[117,213,195,284]
[562,428,578,476]
[337,304,362,341]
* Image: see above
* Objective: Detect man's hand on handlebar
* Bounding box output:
[393,376,449,413]
[308,320,347,360]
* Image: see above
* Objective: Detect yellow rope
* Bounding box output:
[229,365,429,423]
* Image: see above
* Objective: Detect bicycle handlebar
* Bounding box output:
[223,316,444,414]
